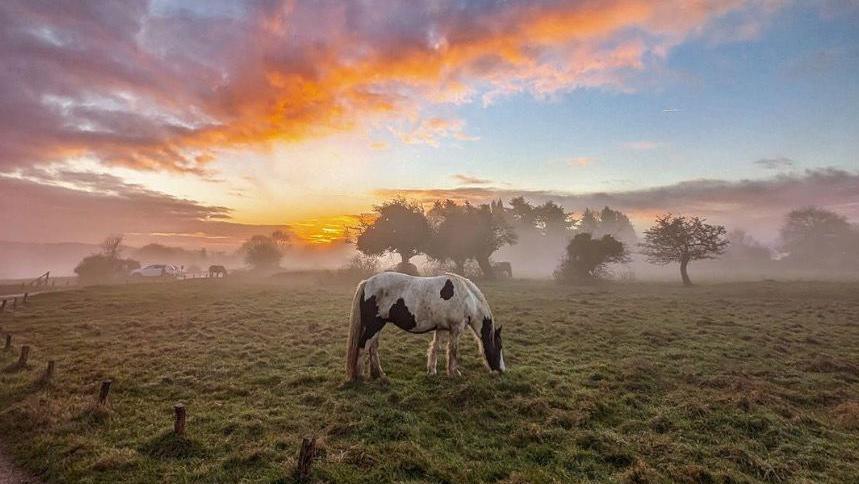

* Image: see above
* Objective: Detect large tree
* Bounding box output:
[355,197,432,265]
[640,214,729,286]
[241,231,289,270]
[427,199,516,277]
[555,233,628,282]
[780,207,856,269]
[578,206,637,245]
[508,197,575,237]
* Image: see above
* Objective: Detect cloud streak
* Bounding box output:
[0,170,287,248]
[754,156,797,170]
[451,173,493,185]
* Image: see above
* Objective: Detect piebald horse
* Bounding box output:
[346,272,505,381]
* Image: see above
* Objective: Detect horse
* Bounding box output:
[208,265,227,278]
[346,272,505,382]
[492,261,513,279]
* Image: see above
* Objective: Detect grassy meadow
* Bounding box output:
[0,278,858,482]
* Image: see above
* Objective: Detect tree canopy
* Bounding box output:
[355,197,432,264]
[508,196,575,236]
[780,207,857,269]
[427,199,516,277]
[241,232,289,270]
[578,206,637,245]
[640,214,729,285]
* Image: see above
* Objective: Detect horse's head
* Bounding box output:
[480,317,505,373]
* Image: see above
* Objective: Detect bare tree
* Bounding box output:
[640,214,729,286]
[100,234,124,259]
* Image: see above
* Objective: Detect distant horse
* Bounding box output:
[208,265,227,278]
[492,261,513,279]
[346,272,505,381]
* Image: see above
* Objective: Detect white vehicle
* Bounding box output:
[130,264,181,278]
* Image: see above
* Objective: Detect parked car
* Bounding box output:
[130,264,181,278]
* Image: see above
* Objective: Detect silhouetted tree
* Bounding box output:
[427,199,516,277]
[100,234,123,259]
[508,197,575,237]
[355,198,432,269]
[640,214,729,286]
[535,201,574,237]
[241,231,288,270]
[75,234,139,284]
[780,207,857,269]
[577,206,637,245]
[555,233,628,282]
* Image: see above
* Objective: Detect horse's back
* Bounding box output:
[361,272,480,331]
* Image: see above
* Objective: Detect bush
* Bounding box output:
[555,233,628,283]
[75,254,140,284]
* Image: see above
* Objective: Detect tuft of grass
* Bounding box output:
[0,279,858,482]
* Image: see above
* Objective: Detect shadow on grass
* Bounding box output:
[140,432,206,460]
[2,361,30,373]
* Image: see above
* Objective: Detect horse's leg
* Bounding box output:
[427,331,443,375]
[367,334,387,382]
[447,327,462,377]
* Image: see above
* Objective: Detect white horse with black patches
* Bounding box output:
[346,272,505,381]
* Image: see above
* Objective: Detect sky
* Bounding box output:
[1,0,858,250]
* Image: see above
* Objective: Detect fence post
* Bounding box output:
[3,334,10,351]
[18,345,30,366]
[98,380,112,405]
[45,360,55,380]
[0,299,5,312]
[23,293,29,305]
[296,437,317,481]
[174,404,187,435]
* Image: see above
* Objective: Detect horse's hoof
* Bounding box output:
[378,376,390,385]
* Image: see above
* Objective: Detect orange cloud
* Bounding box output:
[1,1,780,174]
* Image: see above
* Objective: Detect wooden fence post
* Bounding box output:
[0,299,5,312]
[98,380,112,405]
[12,298,16,311]
[45,360,55,380]
[18,345,30,366]
[296,437,317,481]
[23,293,29,305]
[3,334,10,351]
[174,404,186,435]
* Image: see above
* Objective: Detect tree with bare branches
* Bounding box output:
[640,214,729,286]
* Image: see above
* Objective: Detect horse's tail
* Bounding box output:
[346,280,367,381]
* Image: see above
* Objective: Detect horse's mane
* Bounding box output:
[443,272,492,320]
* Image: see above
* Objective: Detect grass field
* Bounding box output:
[1,278,858,482]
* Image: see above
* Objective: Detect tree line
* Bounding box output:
[73,201,858,285]
[349,198,859,285]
